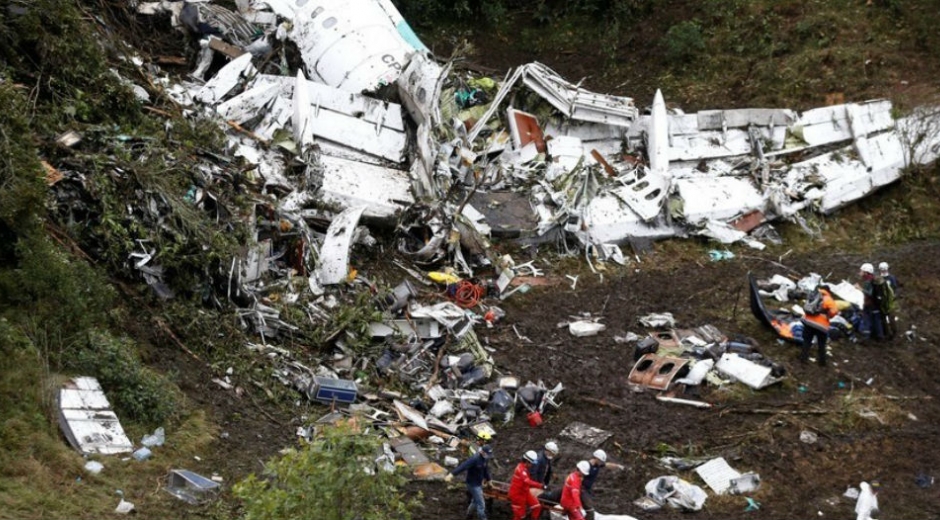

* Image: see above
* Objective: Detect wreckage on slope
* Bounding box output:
[141,0,940,264]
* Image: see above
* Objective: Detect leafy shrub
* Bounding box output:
[664,20,706,63]
[235,423,417,520]
[69,330,179,425]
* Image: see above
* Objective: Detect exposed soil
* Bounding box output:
[147,239,940,519]
[405,240,940,520]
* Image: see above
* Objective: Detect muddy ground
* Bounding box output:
[405,240,940,520]
[152,238,940,520]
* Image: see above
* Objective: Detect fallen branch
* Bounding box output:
[154,317,204,364]
[726,408,828,415]
[581,396,629,412]
[226,120,270,145]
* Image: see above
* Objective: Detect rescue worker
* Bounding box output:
[800,285,840,367]
[879,262,900,295]
[859,263,886,341]
[509,450,545,520]
[581,450,606,520]
[446,444,492,520]
[561,461,591,520]
[530,441,558,487]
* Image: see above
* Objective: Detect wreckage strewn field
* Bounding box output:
[2,1,940,520]
[404,239,940,519]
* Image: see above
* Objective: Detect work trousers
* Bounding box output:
[801,325,828,366]
[465,485,487,520]
[864,307,885,340]
[510,491,541,520]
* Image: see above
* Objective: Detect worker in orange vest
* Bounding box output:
[800,285,840,367]
[509,450,545,520]
[560,461,591,520]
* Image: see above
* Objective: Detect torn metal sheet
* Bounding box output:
[715,353,783,389]
[317,206,367,285]
[627,354,690,391]
[368,319,442,339]
[165,469,221,505]
[522,62,638,127]
[583,193,677,244]
[241,239,271,284]
[289,0,424,93]
[611,167,671,222]
[829,280,864,309]
[559,421,611,448]
[57,377,134,455]
[195,52,255,105]
[393,399,428,430]
[507,107,546,152]
[389,436,430,466]
[675,177,765,225]
[315,155,413,220]
[396,52,448,198]
[215,81,279,124]
[694,457,741,495]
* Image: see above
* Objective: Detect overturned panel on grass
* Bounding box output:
[57,377,133,455]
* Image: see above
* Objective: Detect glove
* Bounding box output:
[444,474,454,483]
[580,509,586,517]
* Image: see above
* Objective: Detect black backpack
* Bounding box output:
[804,288,824,315]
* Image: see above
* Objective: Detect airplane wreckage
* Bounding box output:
[136,0,940,272]
[41,0,940,495]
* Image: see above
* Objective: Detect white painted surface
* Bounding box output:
[317,206,367,285]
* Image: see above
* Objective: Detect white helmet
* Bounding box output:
[592,449,607,463]
[860,263,874,274]
[878,262,889,272]
[524,450,538,464]
[577,460,591,475]
[545,441,559,455]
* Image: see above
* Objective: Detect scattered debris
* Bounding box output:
[559,421,611,448]
[640,475,708,511]
[165,469,221,504]
[57,377,133,455]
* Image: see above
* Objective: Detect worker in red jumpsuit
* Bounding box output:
[561,461,591,520]
[509,450,545,520]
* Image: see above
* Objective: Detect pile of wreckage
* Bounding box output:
[113,0,940,480]
[623,313,786,405]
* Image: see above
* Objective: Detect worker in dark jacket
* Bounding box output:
[530,441,558,487]
[859,263,886,341]
[800,285,840,366]
[581,450,606,520]
[446,444,492,520]
[509,451,545,520]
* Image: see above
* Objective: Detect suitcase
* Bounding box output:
[308,376,358,404]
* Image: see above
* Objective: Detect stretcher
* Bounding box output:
[482,481,561,510]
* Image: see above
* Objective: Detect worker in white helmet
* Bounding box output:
[560,461,591,520]
[531,441,559,487]
[859,263,886,341]
[509,450,545,520]
[580,449,607,520]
